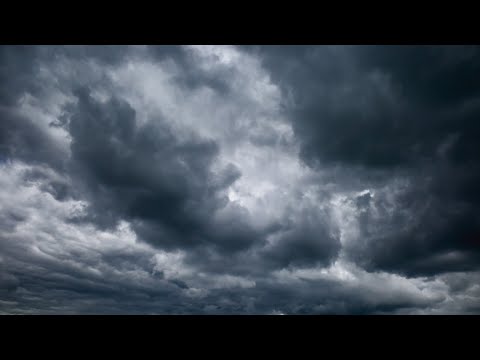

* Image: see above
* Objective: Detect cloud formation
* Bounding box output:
[0,45,479,314]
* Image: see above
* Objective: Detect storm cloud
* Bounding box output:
[0,45,479,314]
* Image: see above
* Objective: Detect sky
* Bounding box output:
[0,45,479,314]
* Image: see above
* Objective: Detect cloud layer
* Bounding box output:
[1,45,479,314]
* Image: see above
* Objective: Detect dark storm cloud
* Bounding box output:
[61,86,263,253]
[249,45,480,168]
[1,45,479,314]
[0,46,44,106]
[355,46,480,108]
[0,45,132,107]
[0,108,65,169]
[348,183,480,276]
[0,46,116,170]
[0,236,189,314]
[0,45,234,175]
[0,45,250,250]
[0,47,66,169]
[260,209,340,270]
[252,45,480,277]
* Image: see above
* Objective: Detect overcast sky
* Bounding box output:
[1,45,479,314]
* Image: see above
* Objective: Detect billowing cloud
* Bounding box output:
[249,45,480,277]
[0,45,479,314]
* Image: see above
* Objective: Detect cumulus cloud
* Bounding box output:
[249,45,480,277]
[0,45,479,314]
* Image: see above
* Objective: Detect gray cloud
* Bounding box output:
[0,45,479,314]
[251,45,480,278]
